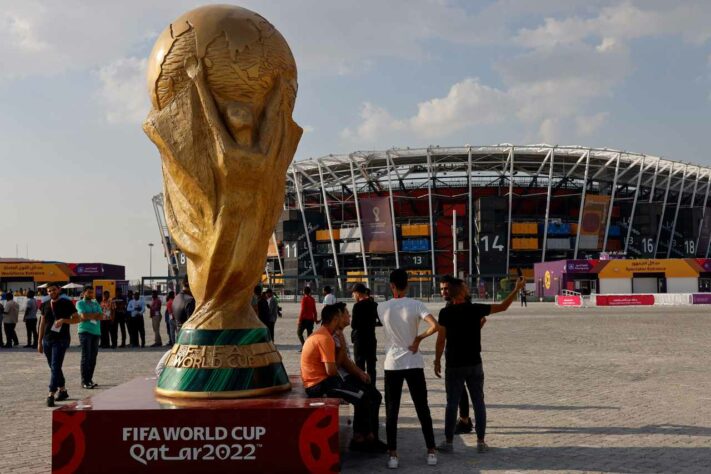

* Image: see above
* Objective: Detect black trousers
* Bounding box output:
[128,315,145,347]
[297,320,314,345]
[353,339,377,385]
[265,321,275,342]
[113,313,127,346]
[305,376,381,437]
[100,320,111,347]
[384,368,436,451]
[25,320,38,346]
[3,323,18,346]
[79,333,100,385]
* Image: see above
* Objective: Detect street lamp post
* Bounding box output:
[148,243,154,287]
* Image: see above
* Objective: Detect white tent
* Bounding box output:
[62,282,84,289]
[37,283,48,288]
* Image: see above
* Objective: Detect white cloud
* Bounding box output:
[576,112,609,136]
[96,57,149,124]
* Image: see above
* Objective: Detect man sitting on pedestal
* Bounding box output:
[301,304,385,452]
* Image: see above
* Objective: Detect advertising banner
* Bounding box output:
[360,197,395,253]
[579,195,611,250]
[596,294,655,306]
[0,262,73,282]
[691,293,711,304]
[556,295,583,307]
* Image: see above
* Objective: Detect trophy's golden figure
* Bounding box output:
[143,4,302,398]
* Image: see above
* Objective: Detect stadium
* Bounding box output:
[154,144,711,299]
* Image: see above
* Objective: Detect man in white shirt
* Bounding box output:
[377,269,439,469]
[322,286,336,305]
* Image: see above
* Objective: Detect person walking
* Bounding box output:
[519,287,528,307]
[297,286,318,350]
[38,283,81,407]
[127,292,145,347]
[351,283,379,384]
[99,290,112,348]
[76,286,103,389]
[322,285,336,305]
[3,292,20,348]
[435,277,524,453]
[149,290,163,347]
[263,288,280,342]
[172,279,195,334]
[0,297,4,348]
[23,290,39,348]
[111,289,128,348]
[378,269,440,469]
[165,291,176,346]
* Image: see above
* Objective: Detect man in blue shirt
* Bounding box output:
[76,286,103,389]
[126,292,145,348]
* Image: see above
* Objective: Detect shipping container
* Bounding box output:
[546,238,571,250]
[340,241,362,254]
[512,222,538,235]
[340,225,362,240]
[402,238,430,252]
[402,224,430,237]
[511,238,539,250]
[315,229,340,241]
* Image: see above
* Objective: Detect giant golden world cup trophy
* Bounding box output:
[143,5,302,398]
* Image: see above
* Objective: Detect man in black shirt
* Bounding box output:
[172,279,195,334]
[37,283,82,407]
[350,283,379,384]
[111,289,128,348]
[435,277,524,453]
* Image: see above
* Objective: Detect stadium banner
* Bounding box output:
[360,197,395,253]
[556,295,583,307]
[691,293,711,304]
[696,209,711,257]
[578,195,611,250]
[596,294,654,306]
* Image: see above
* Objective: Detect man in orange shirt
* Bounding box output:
[301,304,384,452]
[297,286,318,351]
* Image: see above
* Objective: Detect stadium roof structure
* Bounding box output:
[287,145,711,201]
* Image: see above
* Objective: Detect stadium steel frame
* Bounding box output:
[283,145,711,275]
[155,145,711,283]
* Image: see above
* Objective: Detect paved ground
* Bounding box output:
[1,302,710,473]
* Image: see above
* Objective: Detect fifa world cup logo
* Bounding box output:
[143,5,302,398]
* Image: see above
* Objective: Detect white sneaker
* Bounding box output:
[427,453,437,466]
[387,456,399,469]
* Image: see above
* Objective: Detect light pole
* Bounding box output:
[148,243,154,285]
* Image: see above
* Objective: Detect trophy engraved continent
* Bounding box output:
[143,4,302,398]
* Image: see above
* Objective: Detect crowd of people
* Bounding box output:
[11,268,525,467]
[299,269,525,469]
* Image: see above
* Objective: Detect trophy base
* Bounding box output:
[156,328,291,399]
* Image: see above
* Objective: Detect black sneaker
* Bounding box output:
[454,418,473,434]
[477,441,489,453]
[56,390,69,402]
[82,383,94,389]
[90,382,98,388]
[46,395,55,407]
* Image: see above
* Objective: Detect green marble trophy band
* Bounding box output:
[156,328,291,399]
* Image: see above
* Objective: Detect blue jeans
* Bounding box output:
[445,364,486,441]
[79,333,100,385]
[43,338,70,393]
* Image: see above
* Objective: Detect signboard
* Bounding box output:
[0,262,72,282]
[556,295,582,307]
[596,294,654,306]
[565,260,598,273]
[476,197,508,276]
[622,202,660,258]
[596,259,699,278]
[360,197,395,253]
[52,377,341,474]
[691,293,711,304]
[579,195,610,250]
[401,253,430,270]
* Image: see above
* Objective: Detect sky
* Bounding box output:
[1,0,710,280]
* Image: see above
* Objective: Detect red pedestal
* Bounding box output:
[52,376,342,474]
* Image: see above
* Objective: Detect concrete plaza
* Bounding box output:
[1,302,710,473]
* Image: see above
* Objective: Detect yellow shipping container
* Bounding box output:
[315,229,340,241]
[346,271,367,283]
[402,224,430,237]
[512,222,538,235]
[511,238,539,250]
[570,223,578,235]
